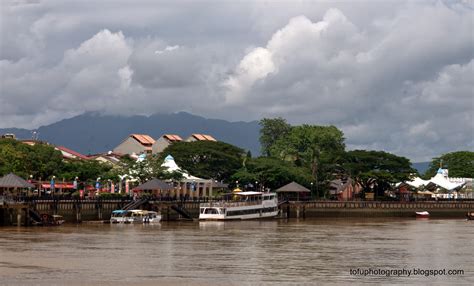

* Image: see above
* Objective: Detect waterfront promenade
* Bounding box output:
[2,197,473,225]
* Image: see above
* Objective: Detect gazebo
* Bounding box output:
[0,173,35,197]
[133,178,174,197]
[275,181,311,201]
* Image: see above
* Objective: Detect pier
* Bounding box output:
[2,198,474,225]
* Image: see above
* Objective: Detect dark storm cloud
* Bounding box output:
[0,0,472,161]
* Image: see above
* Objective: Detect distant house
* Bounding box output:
[54,146,90,160]
[185,134,217,142]
[152,134,183,154]
[1,133,16,139]
[88,152,122,167]
[113,134,155,156]
[329,177,361,201]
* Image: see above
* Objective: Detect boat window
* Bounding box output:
[204,208,219,214]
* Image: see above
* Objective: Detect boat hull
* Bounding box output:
[415,211,430,218]
[467,212,474,220]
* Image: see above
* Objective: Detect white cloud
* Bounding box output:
[0,1,472,161]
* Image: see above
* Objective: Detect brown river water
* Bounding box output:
[0,218,473,286]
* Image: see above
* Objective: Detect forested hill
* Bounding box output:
[0,112,261,156]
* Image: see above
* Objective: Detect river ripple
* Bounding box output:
[0,218,473,285]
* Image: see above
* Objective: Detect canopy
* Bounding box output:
[275,182,310,193]
[134,178,174,191]
[405,177,430,188]
[427,172,465,191]
[0,173,35,189]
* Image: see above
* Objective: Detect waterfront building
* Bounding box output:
[152,134,182,154]
[329,177,362,201]
[275,181,311,201]
[113,134,155,156]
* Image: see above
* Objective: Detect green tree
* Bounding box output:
[424,151,474,178]
[0,139,64,179]
[159,141,245,182]
[231,157,312,191]
[342,150,415,198]
[270,124,346,196]
[259,117,291,156]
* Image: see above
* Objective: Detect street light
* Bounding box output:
[311,182,314,199]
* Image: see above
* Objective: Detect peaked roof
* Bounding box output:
[0,173,35,189]
[134,178,174,191]
[190,134,217,141]
[161,155,204,181]
[55,146,89,160]
[427,173,465,191]
[131,134,155,146]
[275,181,311,193]
[163,134,183,142]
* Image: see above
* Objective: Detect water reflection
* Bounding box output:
[0,218,472,285]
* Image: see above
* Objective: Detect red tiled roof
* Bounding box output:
[192,134,217,141]
[164,134,183,142]
[131,134,155,146]
[202,134,217,141]
[55,146,89,160]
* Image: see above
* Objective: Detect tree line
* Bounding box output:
[1,119,472,198]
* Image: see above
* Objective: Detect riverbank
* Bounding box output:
[2,199,473,226]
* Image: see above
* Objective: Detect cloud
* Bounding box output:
[0,1,472,161]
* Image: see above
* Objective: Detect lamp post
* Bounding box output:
[51,176,56,198]
[311,182,314,199]
[28,175,33,198]
[96,177,101,197]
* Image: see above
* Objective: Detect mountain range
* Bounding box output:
[0,112,430,173]
[0,112,261,156]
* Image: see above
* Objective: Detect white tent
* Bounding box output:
[405,177,430,188]
[161,155,205,181]
[401,168,465,191]
[427,172,465,191]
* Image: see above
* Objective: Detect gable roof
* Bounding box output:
[55,146,89,160]
[131,134,155,146]
[275,181,311,193]
[133,178,174,191]
[190,134,217,141]
[163,134,183,142]
[0,173,35,189]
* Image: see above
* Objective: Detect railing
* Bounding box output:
[300,200,474,209]
[200,200,263,208]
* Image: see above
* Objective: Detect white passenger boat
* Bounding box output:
[110,210,128,223]
[143,211,162,223]
[124,210,162,223]
[199,192,279,220]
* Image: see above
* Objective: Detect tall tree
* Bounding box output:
[342,150,415,198]
[270,125,346,195]
[424,151,474,178]
[259,117,292,156]
[159,141,245,182]
[231,157,312,191]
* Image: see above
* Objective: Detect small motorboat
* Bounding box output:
[466,212,474,220]
[41,214,65,225]
[415,211,430,218]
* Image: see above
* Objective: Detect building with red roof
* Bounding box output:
[113,134,155,156]
[152,134,183,154]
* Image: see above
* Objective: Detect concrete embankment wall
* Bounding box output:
[284,201,474,219]
[2,200,473,225]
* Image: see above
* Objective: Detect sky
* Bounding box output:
[0,0,473,162]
